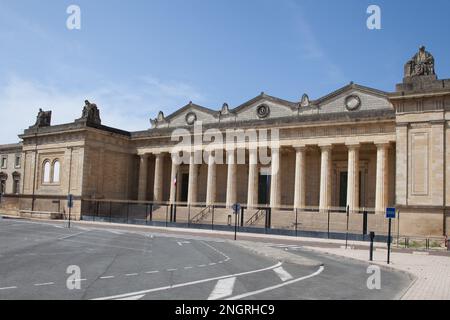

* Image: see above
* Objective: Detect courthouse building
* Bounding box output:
[0,47,449,237]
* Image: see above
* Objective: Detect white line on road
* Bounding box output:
[92,262,282,300]
[107,230,124,235]
[208,277,236,300]
[145,271,159,274]
[115,294,145,300]
[227,265,325,300]
[34,282,55,286]
[198,264,206,268]
[167,269,177,272]
[273,267,294,282]
[100,276,115,279]
[184,266,193,270]
[58,231,88,240]
[209,263,216,266]
[0,286,17,290]
[125,273,139,277]
[177,241,190,246]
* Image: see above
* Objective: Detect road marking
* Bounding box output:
[167,269,177,272]
[58,231,88,240]
[93,262,282,300]
[198,264,206,268]
[227,265,325,300]
[208,277,236,300]
[0,286,17,290]
[107,229,124,235]
[100,276,115,279]
[273,267,293,282]
[34,282,55,286]
[209,263,216,266]
[184,266,193,270]
[145,270,159,274]
[125,273,139,277]
[177,241,190,246]
[116,294,145,300]
[413,251,429,256]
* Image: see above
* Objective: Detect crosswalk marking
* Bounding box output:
[116,294,145,300]
[208,277,236,300]
[273,267,293,282]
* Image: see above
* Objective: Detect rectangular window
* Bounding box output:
[15,155,21,168]
[0,156,7,169]
[13,179,20,194]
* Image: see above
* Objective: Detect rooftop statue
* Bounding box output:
[78,100,101,125]
[404,46,435,77]
[31,108,52,128]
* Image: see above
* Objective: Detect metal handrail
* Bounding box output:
[245,209,265,226]
[190,205,212,224]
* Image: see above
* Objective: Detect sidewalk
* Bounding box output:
[304,246,450,300]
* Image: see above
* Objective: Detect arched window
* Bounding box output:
[52,160,60,183]
[43,161,51,183]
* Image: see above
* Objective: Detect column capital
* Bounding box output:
[140,153,149,159]
[293,144,307,152]
[319,144,333,151]
[375,142,390,149]
[346,143,360,150]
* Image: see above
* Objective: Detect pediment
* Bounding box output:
[233,94,297,121]
[312,83,392,114]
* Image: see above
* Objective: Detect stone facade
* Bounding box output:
[0,47,449,237]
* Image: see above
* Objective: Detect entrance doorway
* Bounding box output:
[339,172,348,208]
[258,174,271,205]
[180,173,189,202]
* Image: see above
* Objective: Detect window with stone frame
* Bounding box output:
[15,155,21,168]
[12,173,20,194]
[0,173,7,194]
[0,156,7,169]
[43,160,51,183]
[52,160,61,183]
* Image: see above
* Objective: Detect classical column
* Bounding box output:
[138,154,149,201]
[247,148,258,208]
[206,151,217,206]
[270,148,281,208]
[226,149,237,208]
[375,143,389,213]
[346,144,360,211]
[294,146,306,209]
[187,152,198,205]
[153,153,164,202]
[319,145,332,212]
[169,154,179,204]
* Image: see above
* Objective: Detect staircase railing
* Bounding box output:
[190,206,212,224]
[245,209,265,226]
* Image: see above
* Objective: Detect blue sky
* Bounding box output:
[1,0,449,143]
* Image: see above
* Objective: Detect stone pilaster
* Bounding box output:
[187,152,198,205]
[375,143,389,213]
[206,151,217,206]
[137,154,149,201]
[294,146,306,209]
[247,148,258,208]
[169,154,179,204]
[346,144,360,211]
[226,149,237,208]
[270,148,281,208]
[153,153,164,202]
[319,145,332,212]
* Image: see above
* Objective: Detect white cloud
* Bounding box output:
[0,75,205,144]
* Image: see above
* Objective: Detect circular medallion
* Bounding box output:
[345,95,361,111]
[256,104,270,119]
[185,112,197,125]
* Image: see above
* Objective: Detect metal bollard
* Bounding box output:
[369,232,375,261]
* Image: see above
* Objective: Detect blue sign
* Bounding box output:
[232,203,241,214]
[67,194,74,209]
[386,207,396,219]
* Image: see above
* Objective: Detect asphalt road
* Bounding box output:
[0,217,412,300]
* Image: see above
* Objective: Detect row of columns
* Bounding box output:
[137,143,390,212]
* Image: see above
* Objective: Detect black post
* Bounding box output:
[188,205,191,228]
[126,202,130,224]
[68,206,71,229]
[173,204,177,223]
[363,209,368,236]
[149,204,153,222]
[211,205,215,230]
[240,207,244,227]
[369,232,375,261]
[165,205,168,228]
[234,208,238,241]
[345,205,350,249]
[327,209,330,239]
[146,203,150,225]
[109,201,112,223]
[267,208,272,229]
[295,208,298,237]
[387,217,392,264]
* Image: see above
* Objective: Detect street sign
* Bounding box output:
[232,203,241,214]
[386,207,396,219]
[67,194,74,209]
